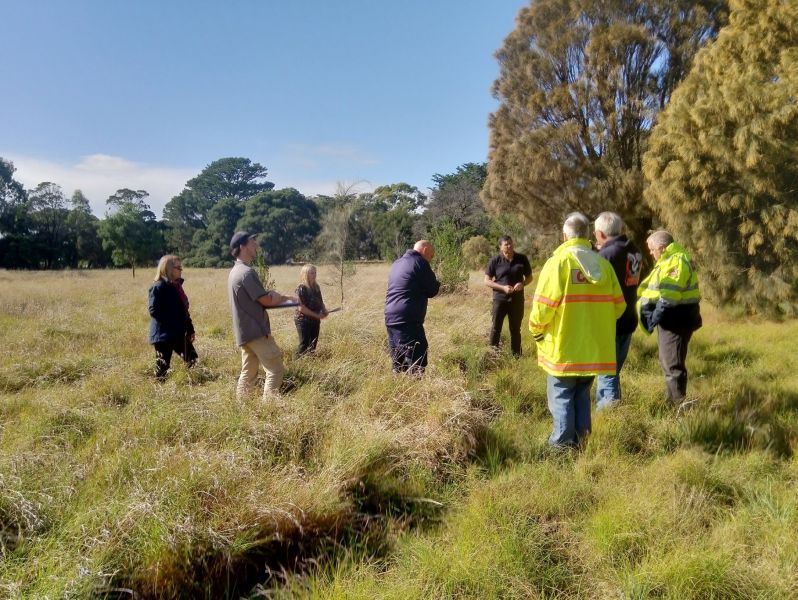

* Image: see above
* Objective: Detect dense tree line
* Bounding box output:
[0,155,516,273]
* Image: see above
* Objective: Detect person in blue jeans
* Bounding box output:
[529,213,626,447]
[593,212,643,410]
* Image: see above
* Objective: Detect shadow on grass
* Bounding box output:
[679,384,796,458]
[100,512,387,600]
[104,477,447,600]
[691,341,757,377]
[471,427,519,476]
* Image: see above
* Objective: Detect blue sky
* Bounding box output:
[1,0,526,216]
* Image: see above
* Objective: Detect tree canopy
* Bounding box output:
[163,157,274,256]
[99,189,162,277]
[643,0,798,316]
[483,0,727,243]
[418,162,490,240]
[237,188,320,265]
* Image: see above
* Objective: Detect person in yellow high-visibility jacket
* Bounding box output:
[529,213,626,447]
[638,230,702,407]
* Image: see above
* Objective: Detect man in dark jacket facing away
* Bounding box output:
[384,240,441,374]
[593,212,643,409]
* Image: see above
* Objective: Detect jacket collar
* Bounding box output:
[661,241,690,262]
[555,238,592,254]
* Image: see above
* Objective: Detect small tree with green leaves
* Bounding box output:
[430,219,469,294]
[253,248,277,291]
[98,189,162,278]
[643,0,798,316]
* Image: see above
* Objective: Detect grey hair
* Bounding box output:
[594,212,623,237]
[646,230,674,249]
[562,212,590,240]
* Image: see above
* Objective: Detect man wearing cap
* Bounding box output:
[228,231,298,400]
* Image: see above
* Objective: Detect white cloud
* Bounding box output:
[3,153,196,217]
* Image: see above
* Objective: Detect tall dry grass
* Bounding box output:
[0,265,490,598]
[1,266,797,598]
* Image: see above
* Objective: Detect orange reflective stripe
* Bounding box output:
[533,294,560,307]
[561,294,615,303]
[538,357,616,372]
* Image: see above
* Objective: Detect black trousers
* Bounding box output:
[153,335,198,379]
[657,328,693,405]
[490,296,525,356]
[295,318,321,355]
[386,323,428,374]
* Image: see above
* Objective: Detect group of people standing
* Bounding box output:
[527,212,701,447]
[384,211,701,448]
[147,214,702,449]
[147,231,329,398]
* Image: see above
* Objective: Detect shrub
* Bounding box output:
[429,220,468,294]
[462,235,493,270]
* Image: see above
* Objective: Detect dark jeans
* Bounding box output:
[295,318,321,356]
[386,323,428,374]
[490,296,525,356]
[153,335,198,379]
[657,328,693,405]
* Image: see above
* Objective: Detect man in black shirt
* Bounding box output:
[484,236,533,357]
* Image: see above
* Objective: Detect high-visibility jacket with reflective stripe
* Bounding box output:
[529,238,626,376]
[637,242,702,333]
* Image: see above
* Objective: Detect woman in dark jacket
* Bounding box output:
[148,255,197,379]
[294,264,327,355]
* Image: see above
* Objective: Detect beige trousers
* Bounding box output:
[237,335,285,400]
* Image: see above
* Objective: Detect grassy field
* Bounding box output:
[1,265,796,599]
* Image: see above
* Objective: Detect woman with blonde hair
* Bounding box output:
[148,255,197,379]
[294,263,327,355]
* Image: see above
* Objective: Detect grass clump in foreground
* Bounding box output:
[0,267,491,598]
[2,267,798,598]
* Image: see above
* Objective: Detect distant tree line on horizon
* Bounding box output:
[1,0,796,315]
[0,156,523,276]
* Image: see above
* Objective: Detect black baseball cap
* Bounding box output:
[230,231,257,253]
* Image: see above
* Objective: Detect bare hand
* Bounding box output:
[512,283,524,293]
[505,285,513,295]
